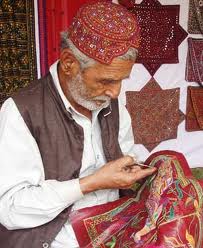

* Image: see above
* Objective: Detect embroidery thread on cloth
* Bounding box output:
[125,79,184,152]
[70,150,203,248]
[186,86,203,131]
[185,37,203,85]
[129,0,188,75]
[188,0,203,34]
[0,0,37,105]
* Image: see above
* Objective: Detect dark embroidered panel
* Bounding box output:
[129,0,188,75]
[188,0,203,34]
[185,38,203,84]
[126,79,184,152]
[0,0,37,105]
[186,86,203,131]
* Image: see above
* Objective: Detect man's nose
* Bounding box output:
[104,82,121,99]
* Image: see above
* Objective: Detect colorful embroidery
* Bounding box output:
[129,0,188,75]
[126,79,184,151]
[70,151,203,248]
[68,1,140,65]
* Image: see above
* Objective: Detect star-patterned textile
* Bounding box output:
[186,86,203,131]
[68,1,140,64]
[126,79,184,151]
[129,0,188,75]
[185,38,203,84]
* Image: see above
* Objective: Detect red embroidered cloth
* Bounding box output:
[186,86,203,131]
[68,1,140,64]
[70,150,203,248]
[125,79,184,151]
[185,38,203,84]
[129,0,188,75]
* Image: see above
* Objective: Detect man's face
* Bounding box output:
[67,58,134,111]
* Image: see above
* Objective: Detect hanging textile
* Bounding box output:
[125,79,184,151]
[128,0,188,76]
[185,38,203,84]
[70,150,203,248]
[0,0,37,105]
[188,0,203,34]
[186,86,203,131]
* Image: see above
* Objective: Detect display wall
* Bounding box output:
[34,0,203,167]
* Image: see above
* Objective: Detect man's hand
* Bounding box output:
[79,156,157,194]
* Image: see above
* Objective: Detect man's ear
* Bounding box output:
[59,48,80,77]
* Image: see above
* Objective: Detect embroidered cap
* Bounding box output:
[68,1,140,64]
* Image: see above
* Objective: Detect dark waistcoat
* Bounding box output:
[0,73,123,248]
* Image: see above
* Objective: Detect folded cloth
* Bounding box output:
[70,150,203,248]
[186,86,203,131]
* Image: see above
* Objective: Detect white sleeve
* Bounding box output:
[0,98,84,230]
[118,98,147,161]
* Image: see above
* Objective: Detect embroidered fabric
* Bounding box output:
[0,1,37,105]
[70,150,203,248]
[186,86,203,131]
[68,1,140,64]
[125,79,184,152]
[188,0,203,34]
[129,0,188,75]
[185,38,203,85]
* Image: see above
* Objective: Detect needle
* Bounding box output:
[134,162,152,169]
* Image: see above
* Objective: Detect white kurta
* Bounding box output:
[0,61,138,247]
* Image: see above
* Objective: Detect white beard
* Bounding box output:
[67,72,111,111]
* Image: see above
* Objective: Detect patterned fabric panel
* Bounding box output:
[186,86,203,131]
[70,150,203,248]
[188,0,203,34]
[126,79,184,152]
[129,0,188,75]
[0,0,37,105]
[185,38,203,84]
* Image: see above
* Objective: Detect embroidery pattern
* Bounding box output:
[70,151,203,248]
[188,0,203,34]
[185,38,203,84]
[129,0,188,75]
[186,86,203,131]
[126,79,184,151]
[0,0,37,105]
[68,1,140,64]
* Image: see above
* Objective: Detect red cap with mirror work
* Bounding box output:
[68,1,140,64]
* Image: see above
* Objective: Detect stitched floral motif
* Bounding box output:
[70,151,203,248]
[129,0,188,75]
[125,79,184,152]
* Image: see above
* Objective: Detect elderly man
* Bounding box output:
[0,1,156,247]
